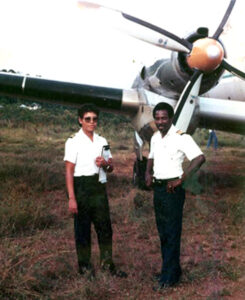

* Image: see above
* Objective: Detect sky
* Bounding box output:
[0,0,244,88]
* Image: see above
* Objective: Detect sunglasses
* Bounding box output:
[83,116,98,123]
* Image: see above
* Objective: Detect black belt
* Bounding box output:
[74,174,99,183]
[153,177,179,185]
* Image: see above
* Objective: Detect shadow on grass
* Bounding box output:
[199,170,244,189]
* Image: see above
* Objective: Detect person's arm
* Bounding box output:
[167,154,206,193]
[181,154,206,182]
[65,161,78,214]
[145,158,154,187]
[95,157,114,173]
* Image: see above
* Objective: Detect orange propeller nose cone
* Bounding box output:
[187,38,224,72]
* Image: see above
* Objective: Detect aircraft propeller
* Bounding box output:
[79,0,245,132]
[170,0,245,130]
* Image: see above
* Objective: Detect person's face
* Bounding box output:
[154,109,172,135]
[79,111,98,134]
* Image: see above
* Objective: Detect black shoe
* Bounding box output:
[153,283,170,291]
[110,268,128,278]
[79,264,95,279]
[79,263,91,274]
[101,262,127,278]
[152,272,161,281]
[153,281,178,291]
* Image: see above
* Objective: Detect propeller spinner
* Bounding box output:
[186,38,224,73]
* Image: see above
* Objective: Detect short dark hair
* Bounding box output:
[78,104,100,119]
[153,102,174,119]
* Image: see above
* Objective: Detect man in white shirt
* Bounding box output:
[64,104,126,278]
[145,102,205,289]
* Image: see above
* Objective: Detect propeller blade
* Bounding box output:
[173,70,203,132]
[121,13,192,52]
[221,59,245,80]
[212,0,236,39]
[78,1,192,53]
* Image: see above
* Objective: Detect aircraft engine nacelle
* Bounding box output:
[132,28,226,100]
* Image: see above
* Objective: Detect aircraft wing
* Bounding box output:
[199,96,245,134]
[0,71,142,115]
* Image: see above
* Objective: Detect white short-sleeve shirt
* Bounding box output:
[148,125,203,179]
[64,129,112,181]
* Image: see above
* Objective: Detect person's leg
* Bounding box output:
[153,185,168,273]
[74,177,92,273]
[154,184,185,285]
[207,132,213,148]
[213,132,218,149]
[74,211,92,273]
[92,183,127,278]
[91,184,113,267]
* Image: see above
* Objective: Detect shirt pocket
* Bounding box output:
[165,144,177,157]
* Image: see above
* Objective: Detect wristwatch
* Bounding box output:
[106,165,111,171]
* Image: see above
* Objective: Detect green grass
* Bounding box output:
[193,128,245,148]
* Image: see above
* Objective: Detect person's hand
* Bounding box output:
[107,158,113,166]
[167,178,182,193]
[145,172,153,187]
[95,156,107,168]
[68,198,78,214]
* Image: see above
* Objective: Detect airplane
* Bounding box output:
[0,0,245,188]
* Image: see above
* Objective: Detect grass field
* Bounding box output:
[0,99,244,299]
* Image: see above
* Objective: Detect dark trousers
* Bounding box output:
[207,130,218,149]
[74,175,113,270]
[153,183,185,284]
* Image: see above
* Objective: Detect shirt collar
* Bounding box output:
[167,124,178,136]
[78,128,98,140]
[157,124,178,138]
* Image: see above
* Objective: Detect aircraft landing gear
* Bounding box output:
[133,156,148,190]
